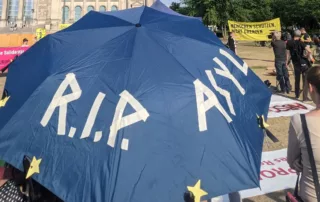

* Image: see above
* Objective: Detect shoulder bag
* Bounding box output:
[286,114,320,202]
[301,114,320,201]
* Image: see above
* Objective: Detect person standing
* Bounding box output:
[21,38,29,47]
[286,30,312,101]
[271,31,291,93]
[287,66,320,202]
[286,32,292,41]
[227,32,236,54]
[301,28,312,46]
[301,28,315,63]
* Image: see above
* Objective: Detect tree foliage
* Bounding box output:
[170,0,319,31]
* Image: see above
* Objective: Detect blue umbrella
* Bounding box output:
[0,5,271,202]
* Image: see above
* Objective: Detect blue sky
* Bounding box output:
[161,0,180,6]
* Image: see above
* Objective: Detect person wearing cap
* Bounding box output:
[286,30,312,101]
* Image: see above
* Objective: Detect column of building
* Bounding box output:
[70,0,74,22]
[95,0,98,11]
[0,0,8,27]
[83,0,86,16]
[48,0,60,30]
[33,0,38,26]
[17,0,24,26]
[146,0,153,6]
[118,0,123,10]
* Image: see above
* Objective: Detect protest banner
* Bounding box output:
[228,18,281,41]
[240,149,296,198]
[0,34,35,47]
[59,24,71,30]
[211,149,296,201]
[0,47,29,72]
[268,95,315,118]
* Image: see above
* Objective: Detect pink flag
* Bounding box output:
[0,47,29,72]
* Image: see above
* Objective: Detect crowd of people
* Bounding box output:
[287,65,320,202]
[244,27,320,202]
[218,28,320,202]
[271,28,315,102]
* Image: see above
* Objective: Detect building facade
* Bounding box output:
[0,0,155,30]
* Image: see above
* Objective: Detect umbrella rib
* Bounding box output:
[100,12,136,26]
[0,35,57,133]
[61,11,135,33]
[143,16,195,26]
[52,27,136,74]
[57,25,133,34]
[145,26,224,48]
[145,6,199,24]
[138,6,147,24]
[145,28,264,182]
[0,28,136,135]
[142,31,260,173]
[143,29,199,80]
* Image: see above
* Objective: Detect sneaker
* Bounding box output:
[303,99,313,103]
[286,89,290,94]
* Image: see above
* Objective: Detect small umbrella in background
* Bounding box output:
[0,2,271,202]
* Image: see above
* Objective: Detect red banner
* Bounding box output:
[0,47,29,72]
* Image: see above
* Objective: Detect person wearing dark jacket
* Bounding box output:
[227,32,236,54]
[286,30,312,101]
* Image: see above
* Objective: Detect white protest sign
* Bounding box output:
[268,95,315,118]
[240,149,297,198]
[210,149,297,200]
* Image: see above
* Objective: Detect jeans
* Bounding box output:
[275,61,290,93]
[293,62,308,100]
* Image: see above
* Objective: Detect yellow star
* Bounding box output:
[257,114,269,128]
[187,180,208,202]
[26,157,42,179]
[0,96,10,108]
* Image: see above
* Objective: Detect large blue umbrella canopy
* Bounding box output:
[0,5,271,202]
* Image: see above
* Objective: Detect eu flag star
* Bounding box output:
[0,96,10,108]
[26,157,42,179]
[0,89,10,108]
[187,180,208,202]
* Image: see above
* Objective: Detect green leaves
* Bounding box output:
[170,0,319,28]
